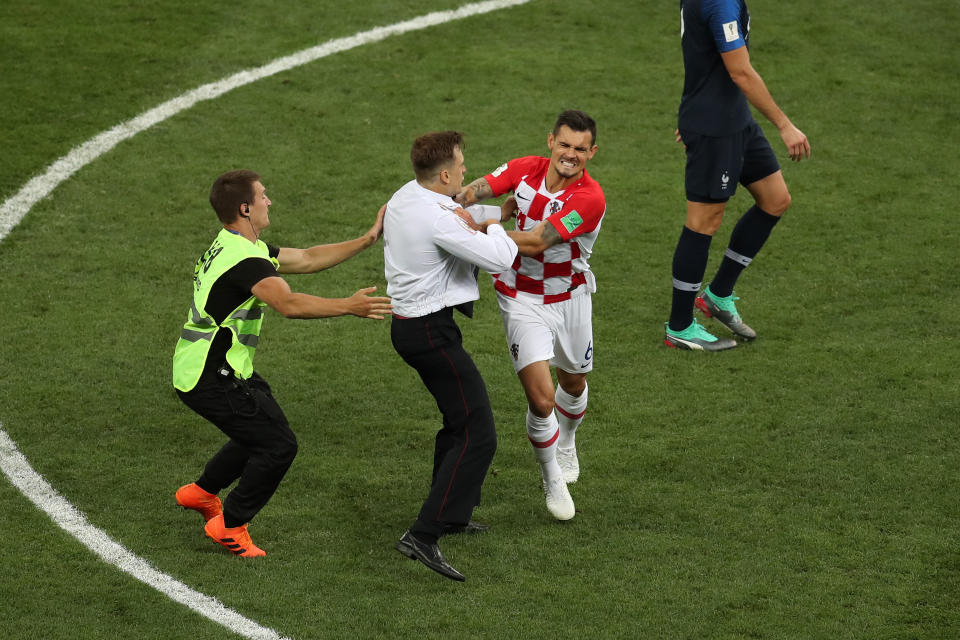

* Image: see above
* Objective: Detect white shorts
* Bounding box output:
[497,292,594,374]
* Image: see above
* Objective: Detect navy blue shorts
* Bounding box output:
[680,120,780,203]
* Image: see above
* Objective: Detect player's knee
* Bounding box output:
[685,201,726,235]
[686,212,724,235]
[559,378,587,397]
[528,396,555,419]
[765,189,791,216]
[703,216,724,235]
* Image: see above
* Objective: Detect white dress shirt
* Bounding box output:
[384,180,518,318]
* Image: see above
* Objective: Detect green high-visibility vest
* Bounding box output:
[172,229,279,392]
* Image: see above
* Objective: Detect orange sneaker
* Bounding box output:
[203,514,266,558]
[175,483,223,522]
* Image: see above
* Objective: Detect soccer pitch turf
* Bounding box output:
[1,1,958,638]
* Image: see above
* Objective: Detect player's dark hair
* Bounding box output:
[410,131,464,182]
[554,109,597,146]
[209,169,260,224]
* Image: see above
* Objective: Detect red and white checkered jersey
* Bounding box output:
[483,155,605,305]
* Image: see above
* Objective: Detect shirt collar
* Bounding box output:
[414,181,458,210]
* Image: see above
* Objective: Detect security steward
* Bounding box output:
[384,132,518,581]
[173,169,391,557]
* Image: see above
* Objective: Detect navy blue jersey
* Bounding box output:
[678,0,753,136]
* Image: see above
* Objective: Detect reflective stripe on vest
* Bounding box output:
[180,329,215,343]
[172,229,278,392]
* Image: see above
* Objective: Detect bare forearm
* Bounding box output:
[455,177,494,207]
[730,67,790,129]
[279,235,375,274]
[728,60,810,161]
[254,276,390,319]
[271,292,353,318]
[722,47,791,130]
[507,230,542,256]
[308,235,375,269]
[507,221,562,257]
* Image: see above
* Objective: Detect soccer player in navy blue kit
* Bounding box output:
[664,0,811,351]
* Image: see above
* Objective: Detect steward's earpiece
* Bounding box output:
[239,205,250,218]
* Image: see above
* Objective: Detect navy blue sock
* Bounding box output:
[710,206,780,298]
[669,226,712,332]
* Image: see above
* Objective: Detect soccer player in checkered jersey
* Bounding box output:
[455,109,604,521]
[665,0,810,351]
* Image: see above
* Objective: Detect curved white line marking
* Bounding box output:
[0,0,531,243]
[0,427,290,640]
[0,1,533,637]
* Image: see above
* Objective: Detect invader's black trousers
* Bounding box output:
[391,308,497,539]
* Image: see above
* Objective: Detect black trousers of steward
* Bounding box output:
[391,307,497,539]
[177,370,298,526]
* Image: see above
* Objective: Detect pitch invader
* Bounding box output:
[665,0,810,351]
[456,110,605,521]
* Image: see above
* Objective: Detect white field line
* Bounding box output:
[0,427,290,640]
[0,1,532,637]
[0,0,531,243]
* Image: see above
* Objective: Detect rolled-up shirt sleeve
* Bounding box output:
[464,204,502,224]
[433,213,518,274]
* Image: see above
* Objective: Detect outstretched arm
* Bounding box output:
[251,276,392,319]
[454,177,495,207]
[277,204,386,274]
[721,46,810,161]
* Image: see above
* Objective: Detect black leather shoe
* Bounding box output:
[396,530,465,582]
[442,521,490,535]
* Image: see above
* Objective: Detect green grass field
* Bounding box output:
[2,1,958,638]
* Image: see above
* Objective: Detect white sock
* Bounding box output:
[526,409,562,481]
[555,382,588,450]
